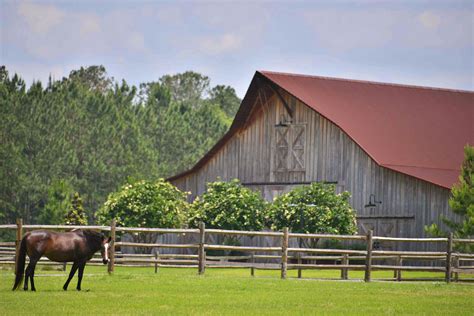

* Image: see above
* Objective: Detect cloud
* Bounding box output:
[7,2,149,60]
[17,2,65,34]
[303,7,472,52]
[419,11,441,29]
[198,33,243,55]
[79,14,101,37]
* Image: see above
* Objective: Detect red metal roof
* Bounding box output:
[169,71,473,189]
[260,71,473,189]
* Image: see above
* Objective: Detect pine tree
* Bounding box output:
[64,192,88,225]
[426,145,474,251]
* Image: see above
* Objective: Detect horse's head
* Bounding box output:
[100,236,112,265]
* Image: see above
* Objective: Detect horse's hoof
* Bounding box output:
[31,288,36,292]
[23,288,28,291]
[76,288,81,291]
[63,287,68,291]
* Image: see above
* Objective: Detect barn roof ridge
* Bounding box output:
[259,70,474,94]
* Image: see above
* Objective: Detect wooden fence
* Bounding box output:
[1,219,473,282]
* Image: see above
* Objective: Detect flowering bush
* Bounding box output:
[96,179,188,228]
[188,179,267,231]
[268,182,357,235]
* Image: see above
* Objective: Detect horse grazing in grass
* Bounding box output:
[13,229,111,291]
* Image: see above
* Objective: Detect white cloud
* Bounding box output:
[419,11,441,29]
[79,14,101,37]
[17,2,65,34]
[198,33,243,55]
[7,3,149,60]
[304,8,472,52]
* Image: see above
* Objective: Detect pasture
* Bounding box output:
[1,266,473,315]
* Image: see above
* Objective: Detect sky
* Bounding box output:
[1,0,473,97]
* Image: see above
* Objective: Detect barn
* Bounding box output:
[169,71,473,243]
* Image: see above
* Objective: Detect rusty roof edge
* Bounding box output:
[259,70,474,94]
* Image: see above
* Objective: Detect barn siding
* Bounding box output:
[171,91,454,249]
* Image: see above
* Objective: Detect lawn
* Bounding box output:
[0,265,473,315]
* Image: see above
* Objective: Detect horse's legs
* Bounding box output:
[63,262,79,291]
[76,262,86,291]
[23,256,39,291]
[23,263,30,291]
[29,258,39,291]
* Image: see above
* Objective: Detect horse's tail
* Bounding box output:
[12,236,27,291]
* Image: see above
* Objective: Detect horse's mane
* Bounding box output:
[80,230,104,247]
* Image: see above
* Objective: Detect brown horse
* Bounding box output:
[13,229,111,291]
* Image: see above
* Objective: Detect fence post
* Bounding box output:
[15,218,23,275]
[396,256,402,281]
[297,253,302,279]
[281,227,289,279]
[198,222,206,275]
[341,254,348,280]
[250,253,255,277]
[364,229,373,282]
[453,255,459,282]
[155,249,159,274]
[108,219,116,273]
[445,232,453,283]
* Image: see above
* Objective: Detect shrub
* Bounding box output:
[268,182,357,235]
[188,179,267,231]
[96,179,188,228]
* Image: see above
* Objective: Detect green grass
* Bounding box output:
[1,266,473,315]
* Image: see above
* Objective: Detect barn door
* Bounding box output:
[290,125,305,171]
[275,126,289,172]
[358,219,396,250]
[274,124,306,180]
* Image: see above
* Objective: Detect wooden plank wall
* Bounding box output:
[171,89,455,249]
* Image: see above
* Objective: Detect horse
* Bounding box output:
[12,229,111,291]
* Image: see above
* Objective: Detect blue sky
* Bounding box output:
[1,0,472,97]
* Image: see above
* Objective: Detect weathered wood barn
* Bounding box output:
[169,71,473,243]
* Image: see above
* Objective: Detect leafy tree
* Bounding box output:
[67,65,113,93]
[159,71,210,107]
[96,179,188,228]
[426,145,474,251]
[209,85,241,118]
[64,192,88,225]
[268,183,357,236]
[189,179,267,231]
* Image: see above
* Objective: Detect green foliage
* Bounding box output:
[425,145,474,251]
[189,179,267,231]
[209,85,241,117]
[38,179,73,225]
[96,179,188,228]
[64,192,88,225]
[0,66,238,224]
[268,183,357,235]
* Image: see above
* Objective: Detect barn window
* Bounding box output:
[274,124,306,173]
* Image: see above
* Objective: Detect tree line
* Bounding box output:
[0,65,240,225]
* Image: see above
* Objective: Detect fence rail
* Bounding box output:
[1,219,473,282]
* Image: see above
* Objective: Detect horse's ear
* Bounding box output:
[107,236,112,243]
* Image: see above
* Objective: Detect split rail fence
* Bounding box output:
[1,219,473,282]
